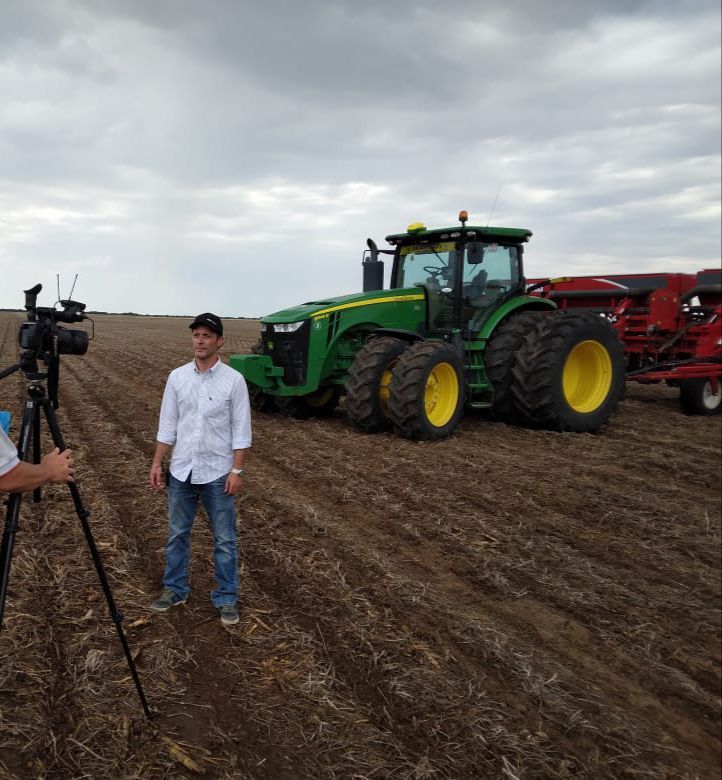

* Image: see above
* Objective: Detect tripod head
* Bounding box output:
[0,283,93,408]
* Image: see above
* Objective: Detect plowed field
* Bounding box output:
[0,312,720,779]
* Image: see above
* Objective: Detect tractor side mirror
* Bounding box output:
[467,242,484,264]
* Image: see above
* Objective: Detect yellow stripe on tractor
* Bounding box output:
[312,294,425,320]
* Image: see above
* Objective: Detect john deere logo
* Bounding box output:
[314,321,322,330]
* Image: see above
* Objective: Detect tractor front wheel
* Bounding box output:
[275,387,340,419]
[388,341,465,441]
[679,378,722,415]
[346,337,410,432]
[511,311,625,432]
[249,385,276,412]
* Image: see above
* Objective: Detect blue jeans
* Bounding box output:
[163,474,238,607]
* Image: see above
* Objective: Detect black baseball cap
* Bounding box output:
[189,312,223,336]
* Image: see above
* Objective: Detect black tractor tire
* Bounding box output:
[679,378,722,415]
[248,384,276,413]
[511,311,625,432]
[388,341,466,441]
[346,337,410,432]
[274,387,340,419]
[484,310,549,423]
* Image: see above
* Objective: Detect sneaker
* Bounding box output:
[150,589,188,612]
[218,604,240,625]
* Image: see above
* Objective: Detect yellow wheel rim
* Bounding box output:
[379,364,397,413]
[563,340,613,413]
[305,387,335,407]
[424,362,459,426]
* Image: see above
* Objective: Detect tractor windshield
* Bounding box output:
[396,241,457,289]
[395,239,522,332]
[396,242,459,330]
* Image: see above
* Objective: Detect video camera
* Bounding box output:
[19,283,89,358]
[0,283,93,408]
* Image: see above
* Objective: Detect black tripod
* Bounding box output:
[0,362,152,719]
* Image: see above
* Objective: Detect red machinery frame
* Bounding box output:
[527,268,722,409]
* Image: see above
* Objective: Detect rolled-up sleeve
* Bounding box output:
[0,429,19,477]
[230,375,252,450]
[156,374,179,446]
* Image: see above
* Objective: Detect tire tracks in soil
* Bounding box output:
[252,416,719,656]
[241,444,718,770]
[68,347,719,728]
[46,322,720,772]
[60,357,545,771]
[58,359,407,775]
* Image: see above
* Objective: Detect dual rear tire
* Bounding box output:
[510,311,626,432]
[346,311,626,440]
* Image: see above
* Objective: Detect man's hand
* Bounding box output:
[225,473,244,496]
[149,463,165,491]
[41,448,74,483]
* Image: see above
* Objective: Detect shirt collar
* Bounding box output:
[193,356,221,374]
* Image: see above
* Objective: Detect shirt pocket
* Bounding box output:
[207,397,231,420]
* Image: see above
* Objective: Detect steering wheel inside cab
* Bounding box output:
[423,266,448,278]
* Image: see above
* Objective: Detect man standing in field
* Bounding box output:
[149,313,252,626]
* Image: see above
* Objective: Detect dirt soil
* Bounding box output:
[0,312,719,779]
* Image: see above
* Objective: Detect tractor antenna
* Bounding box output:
[57,274,61,303]
[485,183,502,227]
[68,273,79,300]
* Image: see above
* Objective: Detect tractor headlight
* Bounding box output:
[273,322,305,333]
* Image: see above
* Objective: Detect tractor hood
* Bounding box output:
[262,288,425,324]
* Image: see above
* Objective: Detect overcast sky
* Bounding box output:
[0,0,719,317]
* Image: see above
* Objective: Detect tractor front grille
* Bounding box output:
[262,320,311,386]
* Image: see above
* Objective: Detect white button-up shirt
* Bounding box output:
[156,359,252,484]
[0,428,19,478]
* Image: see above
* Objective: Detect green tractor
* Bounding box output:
[229,211,625,440]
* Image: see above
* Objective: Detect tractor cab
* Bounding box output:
[385,214,531,336]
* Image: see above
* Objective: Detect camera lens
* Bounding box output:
[57,328,89,356]
[18,322,40,351]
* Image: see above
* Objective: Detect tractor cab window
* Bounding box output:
[462,242,520,330]
[396,241,458,330]
[397,241,457,289]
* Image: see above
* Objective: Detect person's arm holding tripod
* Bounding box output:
[0,429,74,493]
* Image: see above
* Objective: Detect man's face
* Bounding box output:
[191,326,223,361]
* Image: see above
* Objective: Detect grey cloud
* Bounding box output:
[0,0,719,315]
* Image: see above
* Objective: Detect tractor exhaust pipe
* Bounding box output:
[363,238,385,292]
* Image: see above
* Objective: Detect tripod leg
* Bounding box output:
[41,399,154,719]
[0,397,40,631]
[32,399,42,504]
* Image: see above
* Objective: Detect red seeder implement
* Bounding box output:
[528,269,722,415]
